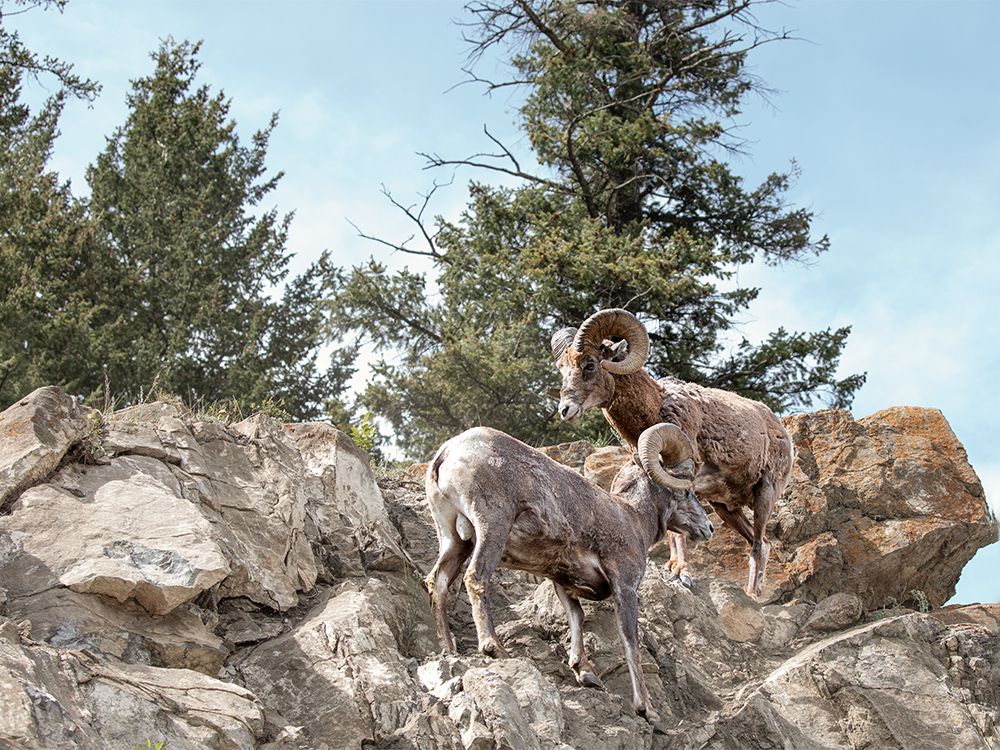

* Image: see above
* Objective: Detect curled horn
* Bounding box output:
[636,423,696,491]
[572,308,649,375]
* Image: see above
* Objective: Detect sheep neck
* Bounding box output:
[603,370,663,448]
[611,469,671,549]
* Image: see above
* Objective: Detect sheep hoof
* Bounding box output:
[479,640,509,659]
[637,705,665,731]
[678,573,694,588]
[576,671,603,689]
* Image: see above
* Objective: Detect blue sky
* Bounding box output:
[14,0,999,605]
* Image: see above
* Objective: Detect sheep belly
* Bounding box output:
[499,510,612,600]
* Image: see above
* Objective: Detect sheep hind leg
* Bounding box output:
[553,583,602,689]
[463,527,510,659]
[426,535,473,653]
[710,502,761,597]
[612,583,663,730]
[747,536,772,599]
[747,478,779,598]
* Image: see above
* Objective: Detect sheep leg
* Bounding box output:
[463,529,510,659]
[747,535,772,599]
[553,583,602,689]
[710,502,755,545]
[426,536,473,653]
[747,478,778,598]
[664,532,680,581]
[711,500,772,598]
[668,532,694,588]
[612,583,661,727]
[710,502,765,597]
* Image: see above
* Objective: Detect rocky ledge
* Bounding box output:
[0,387,997,749]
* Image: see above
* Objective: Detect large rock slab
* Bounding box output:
[0,392,326,676]
[764,407,997,608]
[160,412,319,610]
[4,588,227,676]
[234,578,451,749]
[284,421,405,574]
[0,619,263,750]
[583,444,631,490]
[0,387,95,513]
[2,454,230,615]
[538,439,595,473]
[710,606,1000,749]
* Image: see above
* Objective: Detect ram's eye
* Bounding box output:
[583,362,596,372]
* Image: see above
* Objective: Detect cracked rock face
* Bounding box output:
[544,407,998,611]
[0,387,997,749]
[694,406,997,609]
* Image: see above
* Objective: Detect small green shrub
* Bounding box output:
[350,412,380,453]
[910,588,930,613]
[866,596,901,622]
[133,741,165,750]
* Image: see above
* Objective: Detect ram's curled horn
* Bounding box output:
[636,423,696,491]
[550,327,577,361]
[573,308,649,375]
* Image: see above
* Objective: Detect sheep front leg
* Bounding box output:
[463,532,509,659]
[613,584,663,729]
[553,583,602,688]
[666,532,693,588]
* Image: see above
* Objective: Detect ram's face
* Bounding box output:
[552,344,619,422]
[664,487,714,544]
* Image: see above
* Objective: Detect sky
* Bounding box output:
[11,0,999,605]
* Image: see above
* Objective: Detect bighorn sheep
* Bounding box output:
[426,423,713,726]
[550,308,793,598]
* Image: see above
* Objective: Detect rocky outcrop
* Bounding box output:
[0,387,997,749]
[568,407,996,612]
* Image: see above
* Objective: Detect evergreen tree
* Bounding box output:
[86,39,343,419]
[326,0,864,459]
[0,0,103,406]
[0,0,99,102]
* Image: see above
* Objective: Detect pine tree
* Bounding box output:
[330,1,866,459]
[86,39,342,419]
[0,0,102,406]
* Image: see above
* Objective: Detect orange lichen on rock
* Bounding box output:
[697,406,997,609]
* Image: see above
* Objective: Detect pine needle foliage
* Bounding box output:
[325,0,865,460]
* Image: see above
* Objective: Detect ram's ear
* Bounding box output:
[546,387,562,400]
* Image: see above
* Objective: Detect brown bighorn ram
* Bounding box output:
[550,308,793,598]
[426,423,714,727]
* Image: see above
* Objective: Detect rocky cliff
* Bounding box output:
[0,387,997,750]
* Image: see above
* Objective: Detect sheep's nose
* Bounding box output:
[709,521,715,534]
[559,402,581,422]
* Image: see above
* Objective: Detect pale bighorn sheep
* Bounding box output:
[550,308,793,598]
[426,423,714,727]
